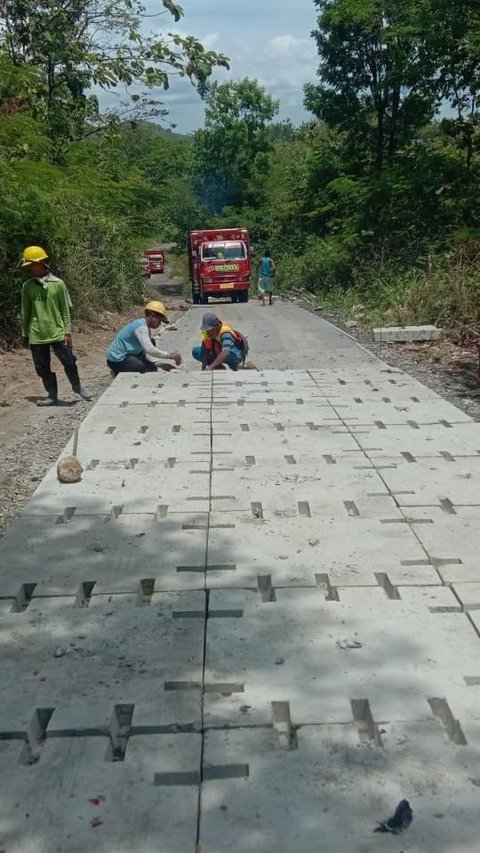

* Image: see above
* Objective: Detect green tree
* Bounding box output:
[0,0,229,152]
[419,0,480,174]
[193,78,279,214]
[305,0,435,172]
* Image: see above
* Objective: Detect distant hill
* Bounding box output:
[129,120,192,142]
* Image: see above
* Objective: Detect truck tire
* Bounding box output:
[239,290,249,303]
[201,293,209,305]
[231,293,239,303]
[192,285,200,305]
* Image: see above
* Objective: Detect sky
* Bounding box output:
[104,0,320,134]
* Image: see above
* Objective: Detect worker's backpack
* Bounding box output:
[235,330,249,357]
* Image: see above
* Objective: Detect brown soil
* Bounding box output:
[0,272,187,536]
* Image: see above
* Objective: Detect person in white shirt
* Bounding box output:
[106,301,182,375]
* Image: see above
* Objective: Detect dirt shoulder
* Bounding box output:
[0,273,187,537]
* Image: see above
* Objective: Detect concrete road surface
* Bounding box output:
[1,302,480,852]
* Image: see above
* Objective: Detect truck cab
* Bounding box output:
[145,248,165,274]
[188,228,250,304]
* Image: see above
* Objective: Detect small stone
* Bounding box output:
[54,647,66,658]
[57,456,83,483]
[275,657,284,665]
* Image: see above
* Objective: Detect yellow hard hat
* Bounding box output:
[145,300,168,321]
[21,245,48,267]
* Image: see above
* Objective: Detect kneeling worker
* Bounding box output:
[192,313,247,371]
[106,301,182,374]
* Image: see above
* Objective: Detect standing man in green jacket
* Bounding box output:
[20,245,92,406]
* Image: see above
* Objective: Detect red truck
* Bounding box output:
[145,248,165,274]
[188,228,251,304]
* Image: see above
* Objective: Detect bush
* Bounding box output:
[314,239,480,328]
[0,158,144,343]
[50,195,142,320]
[275,234,357,293]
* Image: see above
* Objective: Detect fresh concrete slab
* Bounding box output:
[206,511,436,589]
[208,467,399,516]
[203,586,478,728]
[200,724,480,853]
[380,456,480,507]
[0,512,208,596]
[0,734,201,853]
[2,302,480,851]
[328,398,473,425]
[0,593,205,731]
[409,506,480,583]
[355,421,480,457]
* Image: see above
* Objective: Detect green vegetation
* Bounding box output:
[0,1,227,341]
[3,0,480,339]
[186,2,480,328]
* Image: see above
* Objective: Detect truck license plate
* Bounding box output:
[219,283,234,289]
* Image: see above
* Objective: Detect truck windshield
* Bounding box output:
[202,242,245,260]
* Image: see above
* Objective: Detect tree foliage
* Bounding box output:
[4,0,480,339]
[305,0,436,172]
[0,0,229,152]
[193,78,279,214]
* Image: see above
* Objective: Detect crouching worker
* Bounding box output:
[192,313,248,371]
[106,301,182,375]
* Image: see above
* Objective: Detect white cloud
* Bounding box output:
[265,34,314,58]
[97,1,320,132]
[202,31,220,49]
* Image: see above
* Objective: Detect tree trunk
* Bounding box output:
[376,105,384,173]
[388,85,401,162]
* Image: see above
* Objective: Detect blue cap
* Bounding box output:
[201,312,221,330]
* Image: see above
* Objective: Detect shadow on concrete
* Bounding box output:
[2,353,480,851]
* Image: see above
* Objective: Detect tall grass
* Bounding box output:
[278,238,480,331]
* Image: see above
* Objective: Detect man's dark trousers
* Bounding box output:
[31,340,81,400]
[107,354,158,375]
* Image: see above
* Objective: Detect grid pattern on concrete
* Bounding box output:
[1,365,480,851]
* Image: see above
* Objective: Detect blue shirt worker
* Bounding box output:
[106,301,182,374]
[258,251,275,306]
[192,313,248,371]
